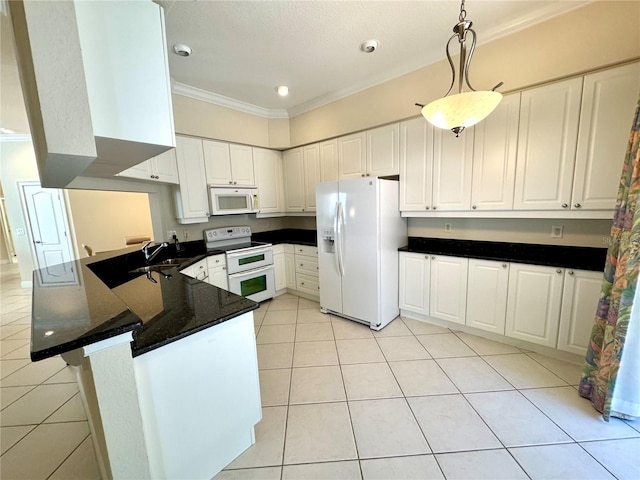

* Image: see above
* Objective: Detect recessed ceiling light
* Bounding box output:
[173,44,192,57]
[360,40,379,53]
[276,85,289,97]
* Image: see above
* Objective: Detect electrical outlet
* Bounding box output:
[444,223,452,233]
[15,228,26,236]
[551,225,563,238]
[183,230,190,241]
[167,230,177,240]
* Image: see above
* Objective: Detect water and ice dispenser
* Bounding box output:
[321,226,335,253]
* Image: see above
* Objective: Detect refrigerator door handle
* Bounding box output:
[333,201,341,275]
[337,201,345,276]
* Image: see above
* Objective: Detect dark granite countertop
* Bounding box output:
[400,237,607,272]
[253,228,317,246]
[31,241,257,361]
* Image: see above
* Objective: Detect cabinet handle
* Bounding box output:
[472,205,477,210]
[574,203,582,209]
[502,263,507,268]
[234,181,238,185]
[562,203,568,209]
[431,256,435,260]
[432,206,437,210]
[568,271,574,276]
[366,173,370,177]
[556,269,562,274]
[300,263,303,267]
[301,282,305,285]
[361,174,365,177]
[425,206,430,210]
[228,181,233,184]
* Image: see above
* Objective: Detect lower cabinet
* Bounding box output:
[207,255,228,290]
[558,269,601,355]
[284,246,296,290]
[505,263,564,348]
[295,244,320,298]
[466,259,509,335]
[429,255,468,325]
[399,252,430,316]
[273,245,287,292]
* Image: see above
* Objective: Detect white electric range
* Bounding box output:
[204,226,275,303]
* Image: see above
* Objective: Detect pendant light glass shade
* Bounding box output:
[421,90,502,131]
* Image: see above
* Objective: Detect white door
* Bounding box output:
[21,183,76,284]
[572,62,640,210]
[283,148,305,212]
[471,93,520,211]
[151,149,179,184]
[558,269,602,355]
[466,259,509,334]
[175,135,209,221]
[366,123,399,177]
[338,132,366,179]
[319,139,338,182]
[303,144,320,211]
[505,263,564,347]
[316,181,342,313]
[273,253,287,291]
[432,128,474,211]
[284,252,296,289]
[202,139,232,186]
[514,78,582,210]
[229,144,255,186]
[399,117,434,211]
[254,148,283,214]
[399,252,430,316]
[429,255,468,325]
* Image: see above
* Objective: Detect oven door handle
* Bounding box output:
[228,264,274,278]
[226,245,272,259]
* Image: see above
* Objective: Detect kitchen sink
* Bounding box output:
[157,257,196,265]
[130,264,180,274]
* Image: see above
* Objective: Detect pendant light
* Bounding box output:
[417,0,503,137]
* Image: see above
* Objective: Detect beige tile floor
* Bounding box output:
[1,263,639,479]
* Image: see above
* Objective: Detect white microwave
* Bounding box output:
[209,187,258,215]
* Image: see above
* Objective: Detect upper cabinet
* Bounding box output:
[283,148,306,212]
[117,149,179,184]
[513,77,583,211]
[400,118,434,212]
[303,145,321,212]
[572,63,640,210]
[432,127,474,211]
[338,132,367,179]
[174,136,209,224]
[254,148,284,214]
[471,93,520,211]
[203,141,255,187]
[319,139,339,182]
[366,123,400,177]
[10,1,174,187]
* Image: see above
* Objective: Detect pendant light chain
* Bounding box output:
[459,0,467,22]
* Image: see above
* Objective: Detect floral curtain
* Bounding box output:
[579,96,640,421]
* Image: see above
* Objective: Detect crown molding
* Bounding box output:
[0,133,32,143]
[171,81,289,119]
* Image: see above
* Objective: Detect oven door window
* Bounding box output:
[240,274,267,297]
[239,254,265,266]
[217,195,249,211]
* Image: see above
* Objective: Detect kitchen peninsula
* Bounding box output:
[31,243,261,480]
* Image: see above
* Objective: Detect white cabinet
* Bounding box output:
[117,148,179,184]
[283,148,305,212]
[284,244,296,289]
[338,132,367,179]
[319,139,339,182]
[466,259,509,334]
[572,62,640,210]
[399,118,434,212]
[303,144,321,212]
[429,255,468,325]
[432,128,474,211]
[399,252,430,316]
[558,269,601,355]
[207,255,228,290]
[254,148,284,214]
[294,244,319,298]
[471,93,520,211]
[366,123,400,177]
[174,136,209,224]
[273,245,287,292]
[181,258,208,281]
[514,78,583,211]
[505,263,564,348]
[203,141,255,187]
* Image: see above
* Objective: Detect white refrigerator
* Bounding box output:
[316,177,407,330]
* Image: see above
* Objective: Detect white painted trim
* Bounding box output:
[401,210,614,220]
[20,280,33,288]
[0,134,32,143]
[172,81,289,119]
[82,331,134,357]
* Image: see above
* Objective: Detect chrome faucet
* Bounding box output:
[142,241,169,264]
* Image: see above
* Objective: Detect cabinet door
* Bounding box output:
[284,252,296,289]
[367,123,399,177]
[208,266,228,290]
[118,160,154,181]
[283,148,305,212]
[151,148,179,184]
[466,259,509,334]
[432,129,473,210]
[471,93,519,211]
[429,255,468,325]
[303,144,320,211]
[399,252,430,316]
[229,144,255,186]
[254,148,283,214]
[399,118,434,211]
[505,263,564,347]
[573,62,640,210]
[203,139,232,186]
[558,269,601,355]
[338,132,366,179]
[274,253,287,291]
[319,139,338,182]
[174,136,209,222]
[514,78,582,210]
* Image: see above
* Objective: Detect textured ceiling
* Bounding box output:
[159,0,589,115]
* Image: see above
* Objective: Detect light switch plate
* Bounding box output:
[551,225,563,238]
[444,223,452,233]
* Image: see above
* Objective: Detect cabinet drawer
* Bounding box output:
[295,244,318,257]
[206,254,225,269]
[296,273,320,296]
[295,256,319,276]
